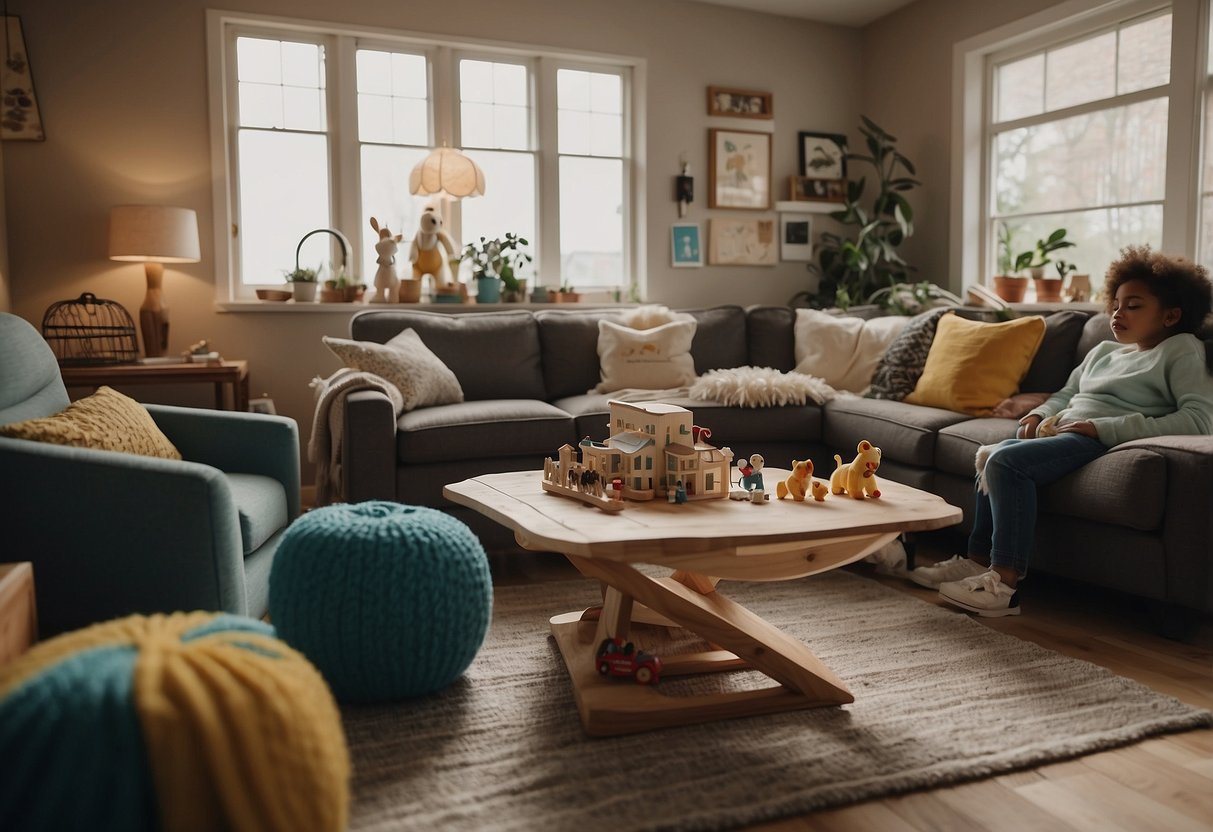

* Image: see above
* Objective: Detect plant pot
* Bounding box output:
[320,286,364,303]
[992,275,1027,303]
[398,279,421,303]
[501,279,528,303]
[292,282,317,303]
[529,286,550,303]
[549,290,581,304]
[1032,278,1063,303]
[476,277,502,304]
[1065,274,1091,302]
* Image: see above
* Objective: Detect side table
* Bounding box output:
[0,563,37,664]
[59,360,250,412]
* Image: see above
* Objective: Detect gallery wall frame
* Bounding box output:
[789,175,845,203]
[707,86,773,119]
[709,128,771,210]
[671,222,703,267]
[707,218,777,266]
[779,213,813,262]
[798,131,846,180]
[1,16,44,141]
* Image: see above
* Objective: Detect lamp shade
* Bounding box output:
[108,205,201,263]
[408,148,486,199]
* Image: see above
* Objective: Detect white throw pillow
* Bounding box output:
[323,329,464,412]
[793,308,909,393]
[595,318,698,393]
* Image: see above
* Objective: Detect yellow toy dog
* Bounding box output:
[830,440,882,500]
[776,459,814,502]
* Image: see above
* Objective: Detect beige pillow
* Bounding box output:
[595,318,698,393]
[793,309,909,393]
[0,385,182,459]
[323,329,464,412]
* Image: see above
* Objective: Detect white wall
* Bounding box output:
[3,0,861,480]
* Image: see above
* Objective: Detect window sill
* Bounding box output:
[216,301,637,313]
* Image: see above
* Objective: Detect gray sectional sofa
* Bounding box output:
[340,304,1213,619]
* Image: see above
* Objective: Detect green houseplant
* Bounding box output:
[462,233,532,303]
[791,116,920,310]
[284,265,318,303]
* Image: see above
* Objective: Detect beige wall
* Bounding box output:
[3,0,861,479]
[860,0,1072,293]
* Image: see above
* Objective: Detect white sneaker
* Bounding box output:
[909,555,986,589]
[939,571,1021,617]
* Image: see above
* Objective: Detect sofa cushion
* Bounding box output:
[536,309,624,399]
[1041,448,1165,531]
[224,473,289,555]
[793,309,908,392]
[1076,312,1115,363]
[396,399,575,464]
[935,418,1020,477]
[323,330,463,412]
[823,397,970,468]
[0,386,182,460]
[746,306,796,371]
[0,313,70,424]
[1020,310,1090,393]
[685,305,749,373]
[350,309,545,401]
[903,313,1045,415]
[596,318,698,393]
[866,307,949,400]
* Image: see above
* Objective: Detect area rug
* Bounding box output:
[342,570,1211,831]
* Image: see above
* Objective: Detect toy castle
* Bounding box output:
[542,401,734,510]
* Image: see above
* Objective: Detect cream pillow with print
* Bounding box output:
[595,318,698,393]
[793,308,909,393]
[323,328,463,412]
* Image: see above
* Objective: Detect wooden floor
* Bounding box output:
[489,531,1213,832]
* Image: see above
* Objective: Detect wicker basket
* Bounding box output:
[41,293,139,366]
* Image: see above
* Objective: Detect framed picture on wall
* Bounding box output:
[798,132,846,180]
[789,175,845,203]
[707,86,773,119]
[779,213,813,262]
[671,223,703,267]
[707,218,778,266]
[709,128,772,210]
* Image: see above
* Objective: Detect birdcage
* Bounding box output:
[41,293,139,366]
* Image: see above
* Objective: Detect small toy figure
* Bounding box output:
[596,638,662,685]
[776,459,815,502]
[674,480,688,504]
[409,206,456,282]
[810,479,830,502]
[610,477,624,500]
[740,454,765,492]
[830,440,882,500]
[367,217,402,303]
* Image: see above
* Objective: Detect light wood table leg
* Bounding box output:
[550,554,856,737]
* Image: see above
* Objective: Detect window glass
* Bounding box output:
[559,156,623,287]
[357,49,427,145]
[996,55,1044,122]
[459,59,529,150]
[1000,207,1161,280]
[236,37,325,132]
[359,144,432,284]
[1045,32,1116,111]
[459,149,536,278]
[1118,13,1172,94]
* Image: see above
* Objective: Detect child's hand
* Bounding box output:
[1017,414,1042,439]
[1056,420,1098,438]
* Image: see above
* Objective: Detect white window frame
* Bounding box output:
[951,0,1206,291]
[205,10,645,307]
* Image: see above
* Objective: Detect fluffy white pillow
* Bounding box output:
[793,308,909,393]
[323,329,463,412]
[595,318,698,393]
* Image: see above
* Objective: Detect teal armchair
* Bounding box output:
[0,312,300,637]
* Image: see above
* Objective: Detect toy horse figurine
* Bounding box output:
[367,217,402,303]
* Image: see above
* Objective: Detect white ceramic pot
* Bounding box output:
[292,281,317,303]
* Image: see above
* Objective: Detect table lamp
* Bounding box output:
[108,205,201,358]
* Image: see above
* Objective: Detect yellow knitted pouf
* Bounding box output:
[0,612,350,832]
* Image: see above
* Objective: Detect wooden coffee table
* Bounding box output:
[445,468,961,736]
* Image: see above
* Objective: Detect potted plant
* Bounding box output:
[319,268,366,303]
[462,233,532,304]
[1022,228,1075,278]
[868,281,963,316]
[285,266,318,303]
[549,283,580,303]
[790,116,920,311]
[992,223,1028,303]
[1036,259,1075,303]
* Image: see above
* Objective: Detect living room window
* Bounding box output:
[986,8,1174,285]
[208,12,640,302]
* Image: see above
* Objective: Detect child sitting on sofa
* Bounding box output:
[912,245,1213,616]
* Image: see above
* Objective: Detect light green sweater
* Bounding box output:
[1028,333,1213,446]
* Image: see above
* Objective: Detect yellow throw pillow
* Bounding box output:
[0,385,182,459]
[903,313,1046,415]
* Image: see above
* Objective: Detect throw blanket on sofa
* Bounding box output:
[689,366,845,408]
[308,368,404,505]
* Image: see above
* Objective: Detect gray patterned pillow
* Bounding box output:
[866,308,949,400]
[323,329,463,411]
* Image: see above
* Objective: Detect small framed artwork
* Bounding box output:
[710,128,772,210]
[789,175,845,203]
[1,16,45,141]
[779,214,813,262]
[707,86,773,119]
[798,132,846,180]
[671,223,703,267]
[248,397,277,415]
[707,218,778,266]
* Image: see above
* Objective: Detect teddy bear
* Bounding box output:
[367,217,402,304]
[776,459,814,502]
[830,440,882,500]
[409,206,456,283]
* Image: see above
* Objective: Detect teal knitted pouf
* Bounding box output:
[269,501,493,703]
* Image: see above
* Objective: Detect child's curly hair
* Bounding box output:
[1104,245,1213,335]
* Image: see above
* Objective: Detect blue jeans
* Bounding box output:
[969,434,1107,576]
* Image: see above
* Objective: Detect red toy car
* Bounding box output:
[596,638,662,685]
